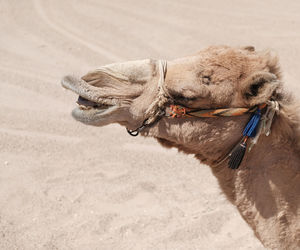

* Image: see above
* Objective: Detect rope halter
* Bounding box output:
[127,60,170,136]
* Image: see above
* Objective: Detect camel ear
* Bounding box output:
[241,71,280,106]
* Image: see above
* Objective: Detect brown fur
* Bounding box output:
[63,46,300,249]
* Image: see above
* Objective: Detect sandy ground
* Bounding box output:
[1,0,300,249]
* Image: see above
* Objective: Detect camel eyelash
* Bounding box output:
[172,94,197,102]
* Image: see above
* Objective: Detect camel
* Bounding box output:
[61,46,300,249]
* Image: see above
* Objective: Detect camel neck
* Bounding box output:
[209,133,300,249]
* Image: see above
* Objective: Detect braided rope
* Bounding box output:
[169,105,260,118]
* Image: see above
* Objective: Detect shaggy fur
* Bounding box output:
[62,46,300,250]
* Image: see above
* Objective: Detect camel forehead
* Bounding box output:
[171,47,257,79]
[198,46,278,74]
[197,46,256,61]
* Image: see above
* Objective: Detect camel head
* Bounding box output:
[62,46,282,164]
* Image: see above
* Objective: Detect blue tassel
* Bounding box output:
[243,109,262,138]
[229,107,263,169]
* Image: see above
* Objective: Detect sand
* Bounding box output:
[1,0,299,249]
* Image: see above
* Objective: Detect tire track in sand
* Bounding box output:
[33,0,123,62]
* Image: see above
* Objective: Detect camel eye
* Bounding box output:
[202,76,211,85]
[172,93,197,102]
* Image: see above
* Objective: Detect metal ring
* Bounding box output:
[126,128,140,136]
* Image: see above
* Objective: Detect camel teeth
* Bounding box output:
[78,104,92,110]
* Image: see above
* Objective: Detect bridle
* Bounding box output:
[126,59,169,136]
[126,60,279,169]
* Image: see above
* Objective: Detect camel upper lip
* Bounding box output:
[61,75,102,104]
[61,75,115,109]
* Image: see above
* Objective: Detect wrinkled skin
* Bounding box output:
[62,46,300,249]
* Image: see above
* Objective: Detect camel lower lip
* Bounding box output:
[72,106,108,118]
[71,105,118,125]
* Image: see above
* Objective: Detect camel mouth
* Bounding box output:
[61,75,118,125]
[76,96,111,111]
[71,95,118,125]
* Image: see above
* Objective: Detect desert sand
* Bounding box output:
[1,0,299,249]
